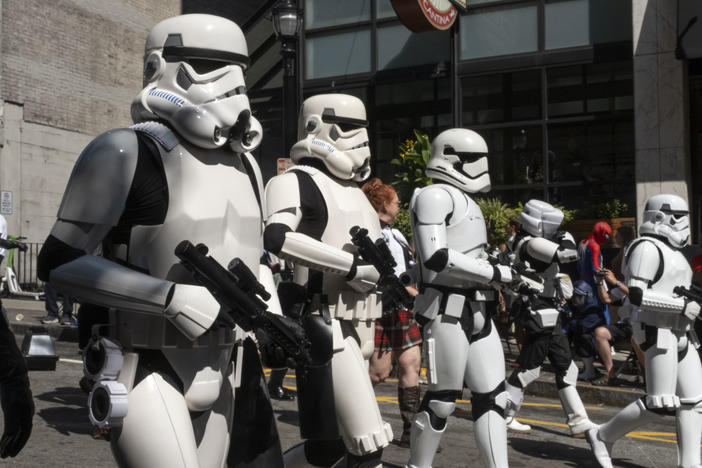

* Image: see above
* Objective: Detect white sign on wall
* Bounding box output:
[0,191,12,215]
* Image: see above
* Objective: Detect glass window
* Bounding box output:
[478,126,543,189]
[547,65,584,117]
[305,29,372,79]
[376,0,397,19]
[462,70,541,125]
[585,62,633,114]
[305,0,371,29]
[547,120,634,210]
[545,0,590,49]
[590,0,632,44]
[460,5,538,60]
[377,24,450,70]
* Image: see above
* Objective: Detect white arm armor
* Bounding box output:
[446,249,512,284]
[51,256,220,341]
[264,172,378,289]
[525,237,559,263]
[412,186,509,284]
[637,289,685,314]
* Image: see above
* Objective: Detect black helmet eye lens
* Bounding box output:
[186,59,227,74]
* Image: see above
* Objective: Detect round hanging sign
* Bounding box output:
[390,0,458,32]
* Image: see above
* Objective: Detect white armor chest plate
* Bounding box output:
[310,170,382,292]
[444,186,488,255]
[419,185,488,289]
[300,169,382,322]
[129,141,262,282]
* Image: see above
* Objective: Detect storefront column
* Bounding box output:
[633,0,689,223]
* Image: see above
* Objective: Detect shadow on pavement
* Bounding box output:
[508,437,646,467]
[35,386,93,437]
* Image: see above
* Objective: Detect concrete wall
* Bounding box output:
[633,0,690,222]
[0,0,180,242]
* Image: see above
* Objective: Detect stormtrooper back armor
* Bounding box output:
[290,94,371,182]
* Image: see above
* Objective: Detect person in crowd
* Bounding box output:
[591,267,645,386]
[37,14,286,467]
[566,281,607,381]
[587,194,702,468]
[0,235,33,459]
[263,93,392,468]
[504,200,595,439]
[407,128,511,468]
[362,177,421,449]
[41,282,74,326]
[577,221,613,324]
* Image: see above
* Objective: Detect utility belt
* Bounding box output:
[630,308,690,332]
[111,311,236,350]
[325,290,383,322]
[415,285,496,322]
[529,308,561,329]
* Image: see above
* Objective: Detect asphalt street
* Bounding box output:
[0,339,688,467]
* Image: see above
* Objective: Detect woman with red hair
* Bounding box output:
[361,177,422,448]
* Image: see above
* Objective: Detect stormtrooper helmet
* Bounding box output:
[131,14,262,152]
[639,194,690,248]
[290,94,370,181]
[520,199,564,238]
[426,129,491,193]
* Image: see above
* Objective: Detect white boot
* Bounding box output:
[407,411,444,468]
[504,382,531,433]
[558,385,595,438]
[505,417,532,434]
[585,426,614,468]
[676,402,702,468]
[474,410,509,467]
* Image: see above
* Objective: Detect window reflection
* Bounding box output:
[305,30,371,79]
[305,0,370,29]
[460,5,538,60]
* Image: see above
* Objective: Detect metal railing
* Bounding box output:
[6,242,44,293]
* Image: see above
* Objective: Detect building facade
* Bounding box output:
[0,0,698,244]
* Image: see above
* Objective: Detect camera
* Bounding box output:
[596,269,607,278]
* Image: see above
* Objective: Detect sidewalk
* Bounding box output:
[4,297,645,408]
[4,297,79,342]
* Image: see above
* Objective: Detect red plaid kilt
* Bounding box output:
[374,309,422,352]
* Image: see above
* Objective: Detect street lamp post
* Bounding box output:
[272,0,303,153]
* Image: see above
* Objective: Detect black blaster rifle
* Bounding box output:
[485,247,544,297]
[673,284,702,305]
[349,226,414,312]
[175,240,310,365]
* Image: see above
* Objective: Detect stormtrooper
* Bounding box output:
[407,128,512,468]
[37,14,283,468]
[587,194,702,468]
[504,199,595,438]
[263,93,392,468]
